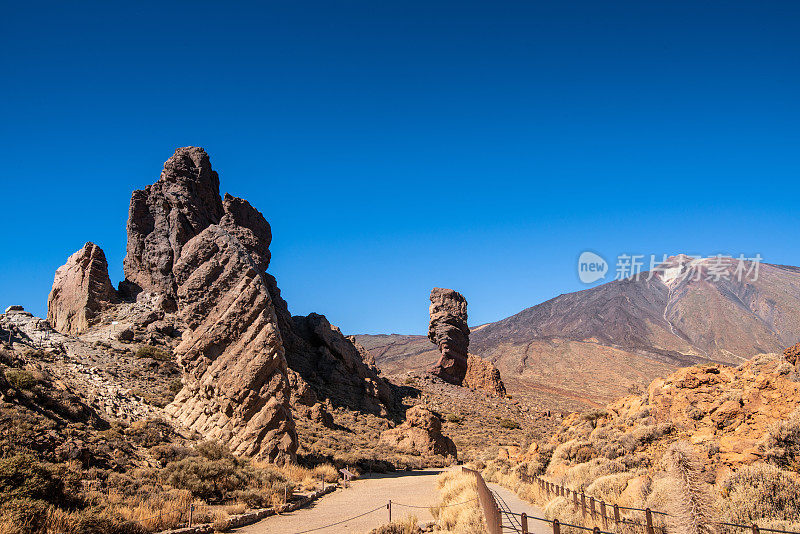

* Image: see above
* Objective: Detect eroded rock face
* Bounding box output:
[47,242,118,335]
[784,342,800,366]
[464,354,507,397]
[165,225,297,464]
[266,275,394,415]
[123,147,224,297]
[380,406,457,458]
[428,288,470,385]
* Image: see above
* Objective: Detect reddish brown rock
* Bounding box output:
[220,193,272,272]
[428,288,470,385]
[379,406,457,458]
[123,147,224,297]
[784,342,800,366]
[266,275,395,414]
[464,354,507,397]
[164,225,297,464]
[47,242,118,335]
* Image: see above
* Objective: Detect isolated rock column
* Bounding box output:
[428,287,470,385]
[47,242,118,335]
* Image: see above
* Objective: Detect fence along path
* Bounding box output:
[522,473,800,534]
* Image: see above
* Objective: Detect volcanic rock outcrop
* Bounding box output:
[784,342,800,366]
[45,146,396,463]
[379,405,457,458]
[164,225,297,463]
[464,354,507,397]
[266,276,393,415]
[47,242,118,335]
[123,146,224,299]
[428,288,470,384]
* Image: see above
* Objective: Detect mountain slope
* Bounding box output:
[361,256,800,410]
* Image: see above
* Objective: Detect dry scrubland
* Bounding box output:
[0,346,350,534]
[475,353,800,532]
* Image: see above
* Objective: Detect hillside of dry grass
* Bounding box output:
[474,352,800,531]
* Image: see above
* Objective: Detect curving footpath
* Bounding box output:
[487,482,550,534]
[233,469,443,534]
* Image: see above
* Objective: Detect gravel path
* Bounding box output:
[235,469,443,534]
[488,482,551,534]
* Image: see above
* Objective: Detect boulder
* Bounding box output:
[379,406,457,458]
[428,288,470,385]
[47,242,118,335]
[463,354,507,397]
[4,306,24,313]
[164,225,297,464]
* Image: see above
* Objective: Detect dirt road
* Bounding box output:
[235,470,443,534]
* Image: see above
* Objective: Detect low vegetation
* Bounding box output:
[430,470,484,533]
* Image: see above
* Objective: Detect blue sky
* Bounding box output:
[1,1,798,334]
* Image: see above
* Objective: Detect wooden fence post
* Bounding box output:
[388,500,392,522]
[573,490,578,510]
[645,508,654,534]
[553,519,561,534]
[590,497,596,520]
[521,512,528,534]
[188,503,194,527]
[581,493,587,519]
[752,526,760,534]
[613,503,620,526]
[593,528,600,534]
[600,500,608,529]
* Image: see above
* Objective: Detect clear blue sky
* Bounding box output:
[1,1,798,334]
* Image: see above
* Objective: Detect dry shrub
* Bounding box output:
[721,463,800,528]
[560,457,625,491]
[661,441,718,534]
[276,464,318,491]
[111,489,192,532]
[760,408,800,470]
[542,496,584,534]
[585,471,637,503]
[224,502,246,515]
[432,470,484,533]
[312,463,339,484]
[368,515,421,534]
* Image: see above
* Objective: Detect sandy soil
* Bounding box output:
[235,469,443,534]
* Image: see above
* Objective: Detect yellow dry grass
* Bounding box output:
[431,470,485,534]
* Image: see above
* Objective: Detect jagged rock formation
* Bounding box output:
[123,147,224,299]
[380,405,457,458]
[43,146,397,463]
[464,354,507,397]
[164,225,297,463]
[428,288,470,385]
[47,242,118,335]
[117,146,394,461]
[266,275,394,415]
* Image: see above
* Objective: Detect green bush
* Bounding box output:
[168,379,183,394]
[499,419,520,429]
[445,414,462,424]
[5,369,38,391]
[0,454,65,506]
[134,345,172,362]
